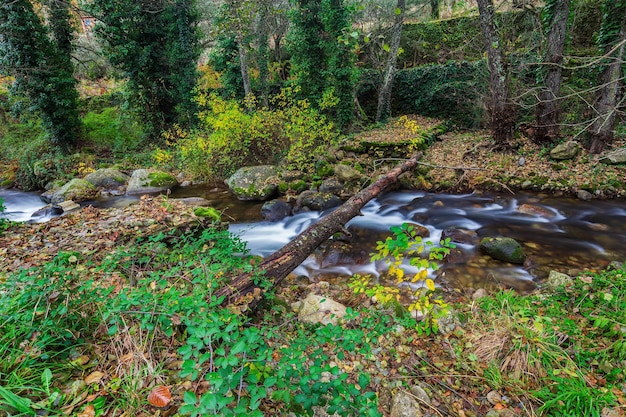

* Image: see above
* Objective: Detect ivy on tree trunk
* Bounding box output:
[589,0,626,154]
[476,0,516,145]
[376,0,405,123]
[534,0,570,143]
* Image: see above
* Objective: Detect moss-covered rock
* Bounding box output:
[126,169,179,195]
[84,168,129,189]
[226,165,279,201]
[193,206,221,222]
[480,237,526,264]
[40,178,98,204]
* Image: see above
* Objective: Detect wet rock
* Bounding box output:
[84,168,129,189]
[577,189,593,200]
[406,223,430,238]
[599,147,626,165]
[442,228,479,245]
[41,178,98,204]
[333,164,362,182]
[295,191,342,211]
[31,205,63,218]
[174,197,212,206]
[56,200,81,213]
[319,177,343,194]
[518,203,556,218]
[261,199,292,221]
[390,390,423,417]
[480,237,526,264]
[126,169,179,195]
[318,241,369,268]
[445,248,470,264]
[544,270,573,290]
[291,293,347,325]
[550,141,580,160]
[225,165,278,201]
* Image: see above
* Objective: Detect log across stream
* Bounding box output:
[2,186,626,293]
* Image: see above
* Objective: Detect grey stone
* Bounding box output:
[334,164,362,182]
[472,288,488,300]
[480,237,526,264]
[84,168,129,189]
[174,197,212,206]
[319,177,343,194]
[41,178,98,204]
[126,169,179,195]
[261,199,292,221]
[390,390,422,417]
[296,191,342,211]
[442,228,479,245]
[409,385,431,406]
[550,141,580,160]
[226,165,279,201]
[544,270,573,290]
[577,189,593,200]
[599,147,626,165]
[291,293,347,325]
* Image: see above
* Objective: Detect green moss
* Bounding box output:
[147,172,176,187]
[193,207,221,222]
[290,180,308,192]
[278,182,289,193]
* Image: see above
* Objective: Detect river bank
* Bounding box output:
[1,124,625,417]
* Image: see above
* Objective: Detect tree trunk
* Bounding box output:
[376,0,405,123]
[237,36,253,99]
[215,153,423,308]
[589,2,626,154]
[534,0,570,143]
[430,0,440,19]
[476,0,515,145]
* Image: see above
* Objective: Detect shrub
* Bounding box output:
[82,107,146,158]
[179,90,339,180]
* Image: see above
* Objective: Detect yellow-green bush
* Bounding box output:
[178,90,339,180]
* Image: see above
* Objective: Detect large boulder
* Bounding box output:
[480,237,526,264]
[295,190,342,211]
[550,141,580,160]
[41,178,98,204]
[226,165,279,201]
[126,169,178,195]
[84,168,129,190]
[599,147,626,165]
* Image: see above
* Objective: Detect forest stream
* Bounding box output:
[2,185,625,293]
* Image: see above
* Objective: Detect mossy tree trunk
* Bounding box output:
[215,153,423,308]
[476,0,516,146]
[376,0,405,123]
[589,0,626,154]
[534,0,570,143]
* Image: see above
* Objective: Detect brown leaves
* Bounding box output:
[148,385,172,408]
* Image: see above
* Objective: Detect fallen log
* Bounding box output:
[216,153,423,308]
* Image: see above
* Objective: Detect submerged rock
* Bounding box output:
[480,237,526,264]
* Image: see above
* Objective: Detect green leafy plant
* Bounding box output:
[351,223,455,333]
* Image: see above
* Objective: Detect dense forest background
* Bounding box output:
[0,0,624,190]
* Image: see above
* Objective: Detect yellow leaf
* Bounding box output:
[426,279,435,291]
[84,371,105,385]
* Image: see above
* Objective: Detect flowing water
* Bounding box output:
[2,185,625,291]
